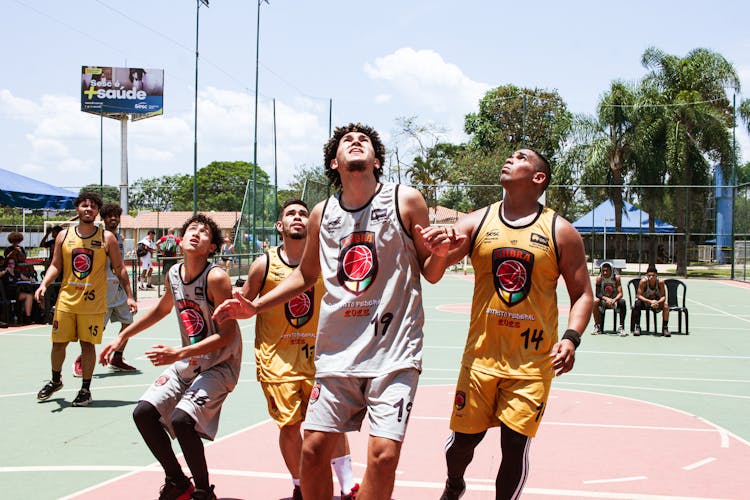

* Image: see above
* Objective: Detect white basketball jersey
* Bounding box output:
[317,183,424,377]
[168,263,242,382]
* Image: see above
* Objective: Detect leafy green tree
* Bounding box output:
[80,184,120,206]
[130,175,189,212]
[641,47,740,274]
[189,161,269,212]
[464,85,572,160]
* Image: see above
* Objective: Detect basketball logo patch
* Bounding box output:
[71,247,94,279]
[309,383,321,405]
[337,231,378,296]
[285,289,314,327]
[176,299,208,345]
[155,375,169,386]
[454,390,466,410]
[492,247,534,306]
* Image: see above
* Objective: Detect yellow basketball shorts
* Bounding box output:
[51,310,106,344]
[449,365,551,438]
[260,378,314,428]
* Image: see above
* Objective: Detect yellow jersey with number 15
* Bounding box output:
[465,201,560,381]
[56,226,108,314]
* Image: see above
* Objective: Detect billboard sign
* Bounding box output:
[81,66,164,115]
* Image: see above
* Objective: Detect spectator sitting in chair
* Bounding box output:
[0,257,35,324]
[592,261,627,336]
[631,264,670,337]
[4,231,27,264]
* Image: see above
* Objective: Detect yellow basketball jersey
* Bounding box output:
[57,226,108,314]
[465,201,560,380]
[255,247,323,383]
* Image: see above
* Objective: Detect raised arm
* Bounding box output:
[213,202,323,322]
[398,185,469,283]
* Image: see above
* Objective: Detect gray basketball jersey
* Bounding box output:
[106,232,127,307]
[317,182,424,377]
[168,262,242,383]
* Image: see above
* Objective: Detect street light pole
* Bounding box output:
[193,0,209,215]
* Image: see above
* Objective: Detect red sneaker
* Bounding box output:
[342,483,360,500]
[72,356,83,378]
[109,356,137,372]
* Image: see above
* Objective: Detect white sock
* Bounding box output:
[292,478,300,487]
[331,454,355,493]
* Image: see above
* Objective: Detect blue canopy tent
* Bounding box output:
[0,168,77,210]
[572,200,675,234]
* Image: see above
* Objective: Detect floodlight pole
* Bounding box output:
[252,1,268,251]
[193,0,209,215]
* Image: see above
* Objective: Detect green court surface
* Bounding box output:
[1,275,748,499]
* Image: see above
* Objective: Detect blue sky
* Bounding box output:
[3,0,750,193]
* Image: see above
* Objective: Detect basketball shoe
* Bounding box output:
[342,483,360,499]
[37,380,63,401]
[109,355,137,372]
[439,478,466,500]
[72,388,92,407]
[190,485,216,500]
[158,475,194,500]
[72,356,83,378]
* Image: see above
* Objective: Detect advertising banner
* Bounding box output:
[81,66,164,116]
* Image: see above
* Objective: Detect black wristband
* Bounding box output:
[562,329,581,349]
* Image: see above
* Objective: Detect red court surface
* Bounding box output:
[68,386,750,499]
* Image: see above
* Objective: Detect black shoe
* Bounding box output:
[158,475,194,500]
[440,478,466,500]
[71,388,92,407]
[37,380,63,401]
[191,485,216,500]
[662,327,671,337]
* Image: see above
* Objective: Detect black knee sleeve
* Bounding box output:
[498,423,531,500]
[445,431,486,480]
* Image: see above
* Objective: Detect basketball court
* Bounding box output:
[2,274,749,499]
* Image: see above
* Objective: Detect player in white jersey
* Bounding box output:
[214,123,449,500]
[100,214,241,500]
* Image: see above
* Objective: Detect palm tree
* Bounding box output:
[641,47,740,275]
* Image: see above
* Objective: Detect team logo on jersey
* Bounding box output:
[71,247,94,279]
[370,207,388,222]
[325,216,343,231]
[454,390,466,410]
[176,299,208,345]
[155,375,169,386]
[285,289,314,327]
[309,383,322,404]
[337,231,378,296]
[602,282,616,297]
[492,247,534,306]
[530,233,549,247]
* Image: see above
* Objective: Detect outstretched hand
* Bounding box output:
[414,224,467,257]
[212,289,258,323]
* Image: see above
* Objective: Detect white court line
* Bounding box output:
[583,475,648,485]
[37,466,731,500]
[688,297,750,324]
[555,381,750,400]
[683,457,716,470]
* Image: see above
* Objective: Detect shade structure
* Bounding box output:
[0,168,77,209]
[572,200,675,234]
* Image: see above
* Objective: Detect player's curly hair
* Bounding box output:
[180,213,224,257]
[73,191,103,210]
[323,123,386,189]
[100,203,122,218]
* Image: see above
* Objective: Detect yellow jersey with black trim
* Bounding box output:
[255,246,323,383]
[57,226,108,314]
[465,201,560,380]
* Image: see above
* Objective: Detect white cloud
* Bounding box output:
[364,47,491,142]
[374,94,392,104]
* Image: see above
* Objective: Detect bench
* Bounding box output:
[594,258,627,274]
